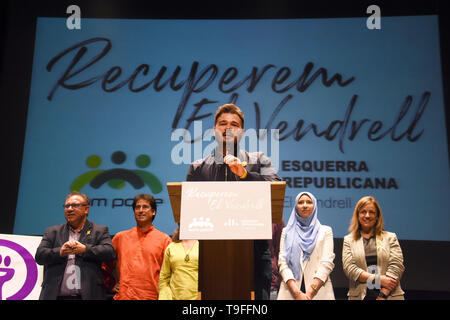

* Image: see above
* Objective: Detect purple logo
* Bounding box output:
[0,239,38,300]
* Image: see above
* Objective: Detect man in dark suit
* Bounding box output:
[35,191,116,300]
[186,103,281,300]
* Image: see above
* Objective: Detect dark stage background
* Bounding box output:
[1,0,450,300]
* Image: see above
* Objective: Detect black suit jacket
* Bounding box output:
[35,220,116,300]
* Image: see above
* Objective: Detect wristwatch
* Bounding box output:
[378,291,388,299]
[311,283,319,292]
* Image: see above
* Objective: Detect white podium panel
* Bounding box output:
[180,182,272,240]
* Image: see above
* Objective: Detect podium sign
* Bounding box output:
[180,182,272,240]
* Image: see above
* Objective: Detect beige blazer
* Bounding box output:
[277,225,335,300]
[342,231,405,300]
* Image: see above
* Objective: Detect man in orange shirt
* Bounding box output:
[112,194,171,300]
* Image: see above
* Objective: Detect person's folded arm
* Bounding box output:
[342,236,366,283]
[81,227,116,262]
[35,228,65,265]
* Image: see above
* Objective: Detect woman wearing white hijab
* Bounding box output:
[277,191,335,300]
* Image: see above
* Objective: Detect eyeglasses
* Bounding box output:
[134,205,151,210]
[63,203,88,209]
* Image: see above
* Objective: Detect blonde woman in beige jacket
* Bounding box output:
[342,196,405,300]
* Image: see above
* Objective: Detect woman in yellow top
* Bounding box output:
[158,227,199,300]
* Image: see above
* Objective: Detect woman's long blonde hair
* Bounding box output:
[349,196,384,240]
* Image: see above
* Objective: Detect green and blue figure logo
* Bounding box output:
[70,151,163,194]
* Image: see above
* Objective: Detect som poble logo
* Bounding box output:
[70,151,163,194]
[0,239,38,300]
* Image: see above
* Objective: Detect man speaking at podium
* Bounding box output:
[186,103,281,300]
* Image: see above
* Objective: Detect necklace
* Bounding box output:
[183,241,197,262]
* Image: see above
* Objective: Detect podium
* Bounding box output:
[167,181,286,300]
